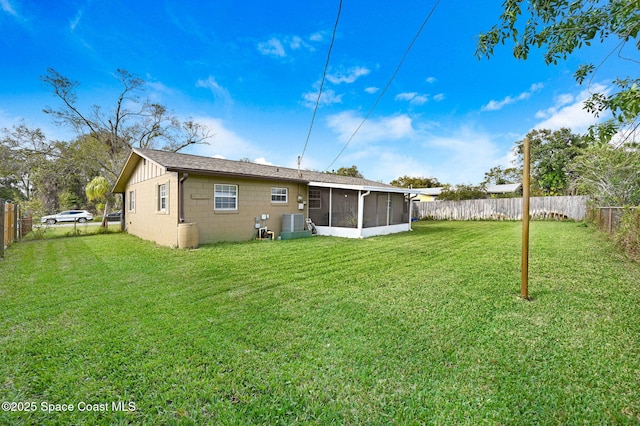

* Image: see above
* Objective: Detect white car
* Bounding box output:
[41,210,94,225]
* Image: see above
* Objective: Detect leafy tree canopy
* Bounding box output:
[477,0,640,143]
[438,184,486,201]
[328,165,364,178]
[481,166,521,186]
[390,175,442,188]
[515,128,588,196]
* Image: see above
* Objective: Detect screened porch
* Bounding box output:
[307,183,420,238]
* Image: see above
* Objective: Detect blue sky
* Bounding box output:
[0,0,631,185]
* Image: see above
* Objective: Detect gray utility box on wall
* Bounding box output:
[282,214,305,233]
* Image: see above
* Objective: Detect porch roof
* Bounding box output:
[309,181,423,195]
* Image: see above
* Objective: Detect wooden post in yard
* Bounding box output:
[0,199,5,259]
[521,137,531,300]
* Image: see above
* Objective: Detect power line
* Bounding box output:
[299,0,343,167]
[325,0,441,171]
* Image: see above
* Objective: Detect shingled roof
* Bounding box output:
[113,148,393,192]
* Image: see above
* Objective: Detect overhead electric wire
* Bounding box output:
[299,0,343,163]
[325,0,441,171]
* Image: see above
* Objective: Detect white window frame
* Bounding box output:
[271,187,288,204]
[309,188,321,209]
[129,190,136,212]
[157,183,168,212]
[214,184,238,211]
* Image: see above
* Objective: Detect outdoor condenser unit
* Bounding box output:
[282,213,304,233]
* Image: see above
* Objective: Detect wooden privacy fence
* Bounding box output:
[415,196,589,221]
[1,200,22,258]
[593,207,638,235]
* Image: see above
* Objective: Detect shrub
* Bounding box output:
[614,208,640,262]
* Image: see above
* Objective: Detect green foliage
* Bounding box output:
[438,184,486,200]
[515,128,588,196]
[41,68,213,184]
[482,165,521,186]
[0,177,23,201]
[569,143,640,205]
[328,165,363,178]
[2,223,640,424]
[58,191,81,210]
[614,208,640,262]
[390,175,442,188]
[477,0,640,142]
[85,176,110,203]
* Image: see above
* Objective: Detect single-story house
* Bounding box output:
[112,148,422,247]
[414,187,444,202]
[485,183,523,197]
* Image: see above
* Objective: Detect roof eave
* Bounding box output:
[165,166,309,183]
[112,150,141,193]
[309,181,422,194]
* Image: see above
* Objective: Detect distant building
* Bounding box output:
[485,183,523,197]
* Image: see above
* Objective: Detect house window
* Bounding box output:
[309,188,321,209]
[271,187,288,203]
[158,183,167,212]
[129,190,136,212]
[215,184,238,210]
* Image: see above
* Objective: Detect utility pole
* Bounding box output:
[521,136,531,300]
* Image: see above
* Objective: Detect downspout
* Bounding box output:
[358,190,371,236]
[407,193,419,230]
[179,173,189,223]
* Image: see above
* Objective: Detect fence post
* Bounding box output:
[0,199,5,259]
[14,203,19,241]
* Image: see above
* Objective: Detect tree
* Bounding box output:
[85,176,112,227]
[569,143,640,206]
[0,124,52,200]
[476,0,640,143]
[328,165,363,178]
[514,129,588,196]
[481,166,521,186]
[42,68,213,182]
[390,175,442,188]
[438,184,486,201]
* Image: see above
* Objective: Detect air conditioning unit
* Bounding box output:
[282,213,304,233]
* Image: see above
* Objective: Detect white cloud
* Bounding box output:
[257,34,317,58]
[326,111,415,144]
[309,31,325,42]
[482,82,544,111]
[257,38,286,57]
[254,157,274,165]
[421,127,505,185]
[534,83,610,133]
[301,89,343,108]
[69,10,82,31]
[395,92,418,101]
[195,76,231,104]
[327,66,370,84]
[395,92,428,105]
[1,0,18,17]
[186,116,265,161]
[425,76,437,84]
[365,87,379,94]
[432,93,445,102]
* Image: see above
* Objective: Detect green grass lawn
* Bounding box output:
[1,221,639,424]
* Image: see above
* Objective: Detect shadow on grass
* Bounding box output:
[22,224,123,241]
